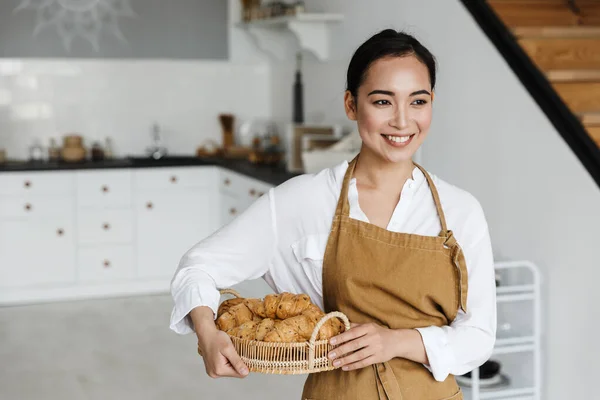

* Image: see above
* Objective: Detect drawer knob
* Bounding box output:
[229,208,237,215]
[24,180,31,188]
[146,202,153,210]
[103,260,111,268]
[24,203,32,211]
[249,189,257,197]
[101,185,109,193]
[103,223,111,230]
[170,176,178,183]
[224,178,231,186]
[57,228,64,236]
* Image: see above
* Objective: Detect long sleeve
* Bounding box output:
[169,189,277,335]
[415,200,497,382]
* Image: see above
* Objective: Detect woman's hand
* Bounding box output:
[191,306,249,379]
[328,323,428,371]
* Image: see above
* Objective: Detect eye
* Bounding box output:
[374,99,391,106]
[412,99,428,106]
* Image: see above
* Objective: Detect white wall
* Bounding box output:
[263,0,599,398]
[0,59,270,160]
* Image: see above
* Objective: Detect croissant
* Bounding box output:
[264,292,312,319]
[227,320,260,340]
[217,297,245,318]
[217,293,346,343]
[244,298,267,318]
[216,303,254,332]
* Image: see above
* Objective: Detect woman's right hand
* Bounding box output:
[192,306,249,379]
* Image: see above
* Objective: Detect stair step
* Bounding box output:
[489,2,579,27]
[519,37,600,69]
[514,26,600,38]
[579,112,600,125]
[553,82,600,112]
[547,69,600,82]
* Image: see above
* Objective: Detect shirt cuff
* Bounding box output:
[415,326,454,382]
[169,283,220,335]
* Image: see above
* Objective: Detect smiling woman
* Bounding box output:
[171,29,496,400]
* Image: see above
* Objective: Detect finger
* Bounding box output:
[341,355,377,371]
[330,324,367,346]
[350,322,360,328]
[333,348,372,369]
[221,345,249,377]
[329,335,369,359]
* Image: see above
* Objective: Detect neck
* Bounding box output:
[353,146,416,192]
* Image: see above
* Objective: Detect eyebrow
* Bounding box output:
[367,89,431,97]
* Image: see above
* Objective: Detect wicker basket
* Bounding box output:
[197,288,351,375]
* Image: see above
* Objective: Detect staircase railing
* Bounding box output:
[460,0,600,188]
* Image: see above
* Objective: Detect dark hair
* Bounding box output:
[346,29,437,99]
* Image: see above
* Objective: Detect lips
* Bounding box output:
[381,133,416,147]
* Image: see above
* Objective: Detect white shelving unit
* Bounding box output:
[236,13,343,61]
[460,260,542,400]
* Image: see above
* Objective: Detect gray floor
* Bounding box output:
[0,294,307,400]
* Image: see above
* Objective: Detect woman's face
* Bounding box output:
[345,55,433,164]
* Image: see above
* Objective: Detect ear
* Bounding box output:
[344,91,357,121]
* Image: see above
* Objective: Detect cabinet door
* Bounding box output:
[135,191,215,280]
[0,218,76,288]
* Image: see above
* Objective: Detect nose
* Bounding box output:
[390,104,409,129]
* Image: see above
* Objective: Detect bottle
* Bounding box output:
[104,137,114,159]
[48,138,60,161]
[29,138,44,162]
[293,52,304,124]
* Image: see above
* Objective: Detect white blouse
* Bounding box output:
[169,160,497,382]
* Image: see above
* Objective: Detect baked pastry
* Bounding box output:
[216,303,254,332]
[216,292,345,343]
[217,297,245,318]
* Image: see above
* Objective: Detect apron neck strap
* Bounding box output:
[413,162,449,234]
[336,156,359,217]
[335,156,450,235]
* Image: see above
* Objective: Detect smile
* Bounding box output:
[381,133,416,147]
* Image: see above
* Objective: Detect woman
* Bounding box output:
[170,29,496,400]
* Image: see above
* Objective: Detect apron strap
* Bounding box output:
[413,162,449,234]
[335,155,359,217]
[335,158,450,239]
[374,362,404,400]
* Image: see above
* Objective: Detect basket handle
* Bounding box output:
[219,288,242,298]
[308,311,351,370]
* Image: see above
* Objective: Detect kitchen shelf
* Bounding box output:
[236,13,344,61]
[460,260,541,400]
[462,349,536,400]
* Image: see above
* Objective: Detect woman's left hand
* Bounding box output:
[327,322,402,371]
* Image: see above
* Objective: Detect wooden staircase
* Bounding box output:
[488,0,600,147]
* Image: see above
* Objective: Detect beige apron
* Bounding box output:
[302,156,469,400]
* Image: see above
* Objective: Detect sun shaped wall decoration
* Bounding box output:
[14,0,136,52]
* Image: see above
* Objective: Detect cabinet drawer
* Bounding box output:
[76,170,132,208]
[0,171,74,196]
[0,196,74,219]
[77,209,133,245]
[220,169,272,201]
[134,166,217,190]
[220,193,247,227]
[77,245,134,283]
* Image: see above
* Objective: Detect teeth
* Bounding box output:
[385,134,412,143]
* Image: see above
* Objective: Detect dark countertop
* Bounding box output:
[0,156,301,186]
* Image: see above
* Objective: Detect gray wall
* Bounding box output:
[0,0,228,59]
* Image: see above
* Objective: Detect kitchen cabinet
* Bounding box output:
[0,217,76,288]
[135,191,214,279]
[0,165,273,304]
